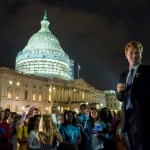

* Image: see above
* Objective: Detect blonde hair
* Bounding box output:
[38,114,52,132]
[38,114,61,145]
[125,41,143,53]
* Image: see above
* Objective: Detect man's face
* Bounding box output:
[4,110,10,120]
[125,46,142,68]
[81,105,87,114]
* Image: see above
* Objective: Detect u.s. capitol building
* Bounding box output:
[0,11,106,114]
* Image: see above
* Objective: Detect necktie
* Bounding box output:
[126,68,134,110]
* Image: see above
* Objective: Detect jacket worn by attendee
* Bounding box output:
[116,64,150,149]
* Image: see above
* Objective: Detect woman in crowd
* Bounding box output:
[38,114,62,150]
[59,110,81,150]
[113,110,131,150]
[17,114,30,150]
[99,107,115,150]
[84,107,107,150]
[0,106,12,150]
[11,114,22,150]
[27,114,41,150]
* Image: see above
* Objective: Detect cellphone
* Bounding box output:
[52,113,57,123]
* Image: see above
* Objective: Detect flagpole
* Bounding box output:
[78,67,79,79]
[78,64,80,79]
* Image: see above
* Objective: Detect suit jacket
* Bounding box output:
[116,64,150,143]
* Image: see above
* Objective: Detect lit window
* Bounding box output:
[39,94,41,101]
[48,94,51,102]
[16,82,20,86]
[9,81,13,85]
[82,92,85,100]
[8,92,12,99]
[33,94,36,101]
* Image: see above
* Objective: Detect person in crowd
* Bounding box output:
[17,114,30,150]
[3,108,11,122]
[116,41,150,150]
[11,114,22,150]
[84,107,107,150]
[57,112,64,130]
[77,104,89,129]
[73,111,85,150]
[0,106,11,141]
[99,107,113,126]
[7,112,17,127]
[113,110,131,150]
[111,110,117,130]
[3,108,13,138]
[21,105,32,125]
[59,110,81,150]
[27,114,41,150]
[0,106,12,149]
[99,107,115,150]
[32,108,40,116]
[38,114,62,150]
[51,106,59,124]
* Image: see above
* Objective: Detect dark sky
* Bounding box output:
[0,0,150,91]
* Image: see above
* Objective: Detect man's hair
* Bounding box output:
[26,105,30,108]
[4,108,10,112]
[80,104,87,110]
[34,108,39,111]
[51,106,58,113]
[125,41,143,53]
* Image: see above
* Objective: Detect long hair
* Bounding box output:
[99,107,112,124]
[38,114,51,132]
[28,114,41,134]
[89,107,98,128]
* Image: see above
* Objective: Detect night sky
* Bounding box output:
[0,0,150,91]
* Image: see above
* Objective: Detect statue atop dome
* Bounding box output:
[43,10,47,20]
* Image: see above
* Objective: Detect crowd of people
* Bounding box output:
[0,40,149,150]
[0,104,131,150]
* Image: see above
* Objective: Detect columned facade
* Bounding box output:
[0,67,106,114]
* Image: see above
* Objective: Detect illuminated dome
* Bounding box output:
[15,11,74,80]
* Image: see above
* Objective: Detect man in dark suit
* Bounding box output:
[116,41,150,150]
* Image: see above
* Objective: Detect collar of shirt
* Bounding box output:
[129,63,141,77]
[126,63,140,84]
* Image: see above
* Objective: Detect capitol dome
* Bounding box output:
[15,10,74,80]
